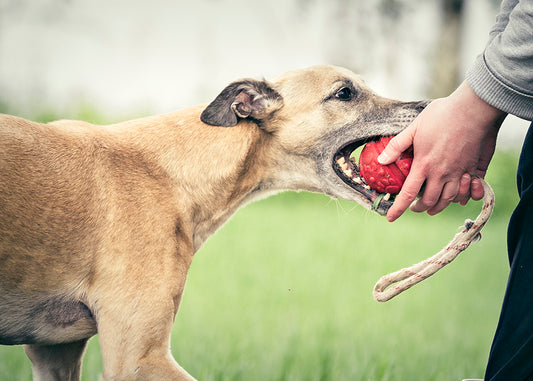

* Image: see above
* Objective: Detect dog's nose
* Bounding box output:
[415,100,431,112]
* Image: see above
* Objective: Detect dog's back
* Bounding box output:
[0,114,101,268]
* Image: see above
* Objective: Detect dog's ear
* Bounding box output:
[201,79,283,127]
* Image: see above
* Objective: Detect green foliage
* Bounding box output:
[0,149,519,380]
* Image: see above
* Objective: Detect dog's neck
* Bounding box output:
[115,106,287,252]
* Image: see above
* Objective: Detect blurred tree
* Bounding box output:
[379,0,403,19]
[429,0,465,98]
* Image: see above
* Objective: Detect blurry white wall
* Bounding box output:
[0,0,528,146]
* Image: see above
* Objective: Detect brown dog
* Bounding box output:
[0,65,426,380]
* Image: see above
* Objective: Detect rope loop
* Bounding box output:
[373,179,494,302]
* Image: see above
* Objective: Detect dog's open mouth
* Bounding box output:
[333,138,394,215]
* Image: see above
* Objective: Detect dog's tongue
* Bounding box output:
[359,137,413,194]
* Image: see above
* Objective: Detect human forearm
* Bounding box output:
[467,0,533,120]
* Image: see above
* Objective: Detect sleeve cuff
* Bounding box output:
[466,54,533,121]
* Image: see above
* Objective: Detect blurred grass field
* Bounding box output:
[0,149,520,380]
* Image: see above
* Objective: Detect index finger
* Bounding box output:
[378,125,416,165]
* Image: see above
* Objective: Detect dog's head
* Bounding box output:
[201,65,427,215]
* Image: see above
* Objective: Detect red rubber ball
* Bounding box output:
[359,136,413,194]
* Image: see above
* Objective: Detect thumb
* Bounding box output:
[377,125,416,165]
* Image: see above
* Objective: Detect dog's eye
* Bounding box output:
[335,87,353,101]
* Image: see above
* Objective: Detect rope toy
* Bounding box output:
[373,178,494,302]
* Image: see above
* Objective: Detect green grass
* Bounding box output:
[0,150,519,380]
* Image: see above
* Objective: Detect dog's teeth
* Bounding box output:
[383,193,391,201]
[354,176,362,184]
[343,168,353,177]
[363,184,371,190]
[337,157,349,171]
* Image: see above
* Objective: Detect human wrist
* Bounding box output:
[451,80,507,130]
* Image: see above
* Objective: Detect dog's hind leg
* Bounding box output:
[24,339,88,381]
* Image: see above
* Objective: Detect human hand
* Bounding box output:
[378,81,506,222]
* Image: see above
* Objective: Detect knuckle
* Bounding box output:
[442,194,456,204]
[420,187,440,204]
[400,188,419,200]
[419,197,437,208]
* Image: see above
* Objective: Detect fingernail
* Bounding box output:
[460,174,470,186]
[377,153,389,164]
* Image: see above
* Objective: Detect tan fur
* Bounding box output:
[0,65,426,380]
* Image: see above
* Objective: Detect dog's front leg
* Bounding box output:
[95,253,195,380]
[24,339,88,381]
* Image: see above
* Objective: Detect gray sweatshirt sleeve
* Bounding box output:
[466,0,533,120]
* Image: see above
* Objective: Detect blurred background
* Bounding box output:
[0,0,528,380]
[0,0,529,146]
